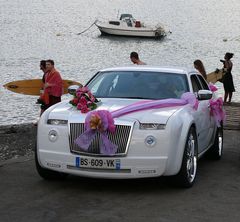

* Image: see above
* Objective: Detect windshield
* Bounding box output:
[87,71,189,100]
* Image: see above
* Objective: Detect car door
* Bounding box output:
[190,74,211,153]
[196,74,215,146]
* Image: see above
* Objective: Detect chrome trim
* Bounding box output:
[68,122,135,157]
[67,165,131,173]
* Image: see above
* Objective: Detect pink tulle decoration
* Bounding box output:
[75,110,117,155]
[208,83,218,92]
[209,97,226,127]
[75,92,199,155]
[112,92,198,118]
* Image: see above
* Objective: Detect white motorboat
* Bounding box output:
[95,14,166,38]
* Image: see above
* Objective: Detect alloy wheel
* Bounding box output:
[186,134,197,183]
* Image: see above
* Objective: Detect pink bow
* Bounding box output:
[209,98,226,127]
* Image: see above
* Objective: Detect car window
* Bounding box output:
[191,75,202,92]
[89,74,104,94]
[87,71,190,99]
[197,75,209,90]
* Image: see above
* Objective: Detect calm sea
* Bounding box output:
[1,0,240,125]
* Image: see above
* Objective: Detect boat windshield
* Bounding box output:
[125,18,133,27]
[87,71,189,100]
[120,14,133,20]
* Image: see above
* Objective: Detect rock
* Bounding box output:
[0,123,37,161]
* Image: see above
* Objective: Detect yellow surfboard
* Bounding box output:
[3,79,82,96]
[207,69,226,84]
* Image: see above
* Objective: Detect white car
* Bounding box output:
[36,66,223,188]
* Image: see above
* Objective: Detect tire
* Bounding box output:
[208,125,223,160]
[35,145,68,180]
[169,127,198,188]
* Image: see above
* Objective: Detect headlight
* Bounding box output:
[47,119,68,125]
[140,123,165,130]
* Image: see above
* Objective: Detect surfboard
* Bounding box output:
[3,79,82,96]
[207,69,226,84]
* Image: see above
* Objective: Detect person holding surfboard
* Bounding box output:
[221,52,235,103]
[37,60,47,105]
[40,60,47,83]
[40,60,63,114]
[194,60,207,80]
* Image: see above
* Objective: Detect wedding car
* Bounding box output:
[36,66,224,188]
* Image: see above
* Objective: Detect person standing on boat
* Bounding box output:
[130,52,146,65]
[193,60,207,80]
[221,52,235,103]
[40,60,63,114]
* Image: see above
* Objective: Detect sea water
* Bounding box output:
[0,0,240,125]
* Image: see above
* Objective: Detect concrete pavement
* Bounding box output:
[0,130,240,222]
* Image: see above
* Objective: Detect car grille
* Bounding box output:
[69,123,132,156]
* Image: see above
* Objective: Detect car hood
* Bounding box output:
[47,98,183,124]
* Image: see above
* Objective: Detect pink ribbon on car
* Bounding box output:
[209,97,226,127]
[75,92,199,155]
[75,110,117,155]
[208,83,226,127]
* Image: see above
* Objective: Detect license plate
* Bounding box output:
[75,156,121,170]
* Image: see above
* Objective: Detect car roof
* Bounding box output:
[100,66,196,75]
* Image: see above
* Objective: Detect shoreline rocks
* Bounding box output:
[0,123,36,134]
[0,123,37,162]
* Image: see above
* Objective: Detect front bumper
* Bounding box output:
[38,150,168,179]
[37,115,184,178]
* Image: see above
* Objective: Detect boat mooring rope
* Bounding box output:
[77,20,98,35]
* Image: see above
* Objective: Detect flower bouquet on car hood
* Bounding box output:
[69,86,99,113]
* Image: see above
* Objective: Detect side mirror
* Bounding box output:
[68,85,81,95]
[197,90,213,100]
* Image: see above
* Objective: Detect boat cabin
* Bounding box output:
[108,14,142,28]
[120,14,133,20]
